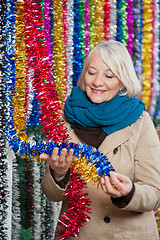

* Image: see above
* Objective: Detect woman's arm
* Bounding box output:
[41,163,67,202]
[125,113,160,212]
[100,112,160,212]
[41,147,74,202]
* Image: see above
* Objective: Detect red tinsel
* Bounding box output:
[104,0,110,40]
[22,1,91,239]
[23,0,69,142]
[56,168,92,239]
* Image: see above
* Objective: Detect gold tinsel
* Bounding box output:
[52,0,67,107]
[89,0,105,49]
[72,155,100,185]
[13,0,27,141]
[141,0,153,110]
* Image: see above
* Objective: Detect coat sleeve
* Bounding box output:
[123,112,160,212]
[41,163,67,202]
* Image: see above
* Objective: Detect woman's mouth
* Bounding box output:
[91,88,106,94]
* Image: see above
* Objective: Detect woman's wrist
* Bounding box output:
[111,181,135,208]
[49,167,71,188]
[52,170,68,181]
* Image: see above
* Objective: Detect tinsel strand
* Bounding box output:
[89,0,104,48]
[44,0,53,74]
[33,161,42,239]
[53,0,67,106]
[39,162,54,239]
[66,0,74,96]
[56,169,92,239]
[149,0,159,119]
[153,0,160,127]
[132,0,143,83]
[3,1,17,238]
[141,0,153,111]
[116,0,128,45]
[89,0,95,49]
[104,0,111,40]
[12,158,21,239]
[23,0,69,143]
[84,0,90,58]
[26,69,40,127]
[126,0,134,56]
[13,0,27,141]
[3,0,16,144]
[110,0,117,39]
[0,1,8,239]
[63,0,68,93]
[16,155,34,238]
[73,0,85,85]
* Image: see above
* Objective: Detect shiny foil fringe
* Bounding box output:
[2,0,160,238]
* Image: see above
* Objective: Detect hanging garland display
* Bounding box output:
[104,0,111,40]
[84,0,90,58]
[116,0,128,45]
[72,0,85,85]
[2,0,160,239]
[149,0,159,120]
[141,0,153,111]
[132,0,143,84]
[5,0,114,239]
[89,0,105,49]
[126,0,134,57]
[0,1,8,239]
[52,0,67,106]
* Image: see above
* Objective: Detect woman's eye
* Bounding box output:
[88,71,95,75]
[105,74,114,79]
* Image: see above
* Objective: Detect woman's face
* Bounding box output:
[84,53,124,103]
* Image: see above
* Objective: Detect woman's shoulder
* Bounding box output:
[132,110,154,128]
[139,110,150,119]
[129,110,159,141]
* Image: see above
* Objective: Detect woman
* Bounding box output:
[41,40,160,239]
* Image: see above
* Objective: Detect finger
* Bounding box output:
[59,148,68,163]
[51,147,59,161]
[40,153,50,160]
[110,171,128,182]
[109,172,132,196]
[109,171,122,188]
[100,176,121,197]
[100,177,108,193]
[66,149,74,163]
[110,171,130,188]
[68,148,74,157]
[104,176,122,197]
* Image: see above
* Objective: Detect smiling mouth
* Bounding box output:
[91,88,106,94]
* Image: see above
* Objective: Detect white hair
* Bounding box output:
[77,40,142,98]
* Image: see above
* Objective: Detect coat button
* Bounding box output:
[113,147,118,155]
[104,216,110,223]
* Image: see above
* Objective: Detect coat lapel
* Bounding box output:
[98,126,132,155]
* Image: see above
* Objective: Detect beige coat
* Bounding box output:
[41,111,160,239]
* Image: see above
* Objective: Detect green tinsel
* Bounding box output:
[18,227,33,240]
[16,155,34,232]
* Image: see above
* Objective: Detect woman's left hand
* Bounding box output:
[100,171,132,198]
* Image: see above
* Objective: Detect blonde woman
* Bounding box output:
[41,40,160,240]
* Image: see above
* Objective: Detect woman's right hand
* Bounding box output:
[40,147,75,176]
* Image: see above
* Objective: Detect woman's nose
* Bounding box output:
[93,75,103,87]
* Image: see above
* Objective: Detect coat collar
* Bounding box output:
[65,115,134,155]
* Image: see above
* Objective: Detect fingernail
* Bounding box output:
[101,177,104,184]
